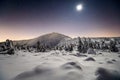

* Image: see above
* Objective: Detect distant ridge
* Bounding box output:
[14,32,71,47]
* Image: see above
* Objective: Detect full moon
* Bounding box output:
[76,4,83,11]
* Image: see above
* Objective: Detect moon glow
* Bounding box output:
[76,4,83,11]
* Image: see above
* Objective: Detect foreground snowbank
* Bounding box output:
[0,50,120,80]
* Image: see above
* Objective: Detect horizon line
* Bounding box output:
[0,32,120,42]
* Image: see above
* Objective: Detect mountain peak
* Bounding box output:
[46,32,65,35]
[39,32,71,39]
[26,32,71,46]
[14,32,72,47]
[51,32,59,34]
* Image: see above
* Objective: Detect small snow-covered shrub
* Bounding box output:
[87,48,96,54]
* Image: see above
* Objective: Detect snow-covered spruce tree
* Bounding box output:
[20,45,26,50]
[77,37,84,53]
[94,41,100,49]
[46,45,51,51]
[36,41,41,52]
[26,46,31,52]
[64,45,68,51]
[88,38,93,48]
[69,44,73,52]
[82,38,88,53]
[97,43,100,49]
[14,43,19,51]
[0,45,4,52]
[101,40,109,51]
[55,46,58,50]
[64,44,73,52]
[59,45,62,51]
[5,39,15,55]
[84,38,96,54]
[109,40,119,52]
[36,42,46,52]
[41,44,46,52]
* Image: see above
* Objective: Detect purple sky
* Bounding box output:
[0,0,120,42]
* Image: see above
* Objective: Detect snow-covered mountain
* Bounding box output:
[14,32,71,47]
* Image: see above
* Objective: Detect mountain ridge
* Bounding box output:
[13,32,71,46]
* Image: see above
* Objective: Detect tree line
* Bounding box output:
[0,37,119,55]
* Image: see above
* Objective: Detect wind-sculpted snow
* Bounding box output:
[0,50,120,80]
[61,62,82,70]
[13,65,52,80]
[13,62,84,80]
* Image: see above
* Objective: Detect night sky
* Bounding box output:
[0,0,120,42]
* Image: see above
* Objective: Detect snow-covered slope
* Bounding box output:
[14,32,71,47]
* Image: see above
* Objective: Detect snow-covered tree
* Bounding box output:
[5,39,14,55]
[77,37,84,53]
[109,40,119,52]
[82,38,88,53]
[36,41,41,52]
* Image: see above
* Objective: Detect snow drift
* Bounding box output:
[13,62,84,80]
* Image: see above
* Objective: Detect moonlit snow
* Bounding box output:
[0,33,120,80]
[0,50,120,80]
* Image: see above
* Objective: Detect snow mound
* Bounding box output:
[111,59,117,62]
[61,62,82,70]
[118,55,120,58]
[84,57,96,61]
[13,62,84,80]
[13,65,52,80]
[106,61,114,64]
[95,67,120,80]
[72,53,88,57]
